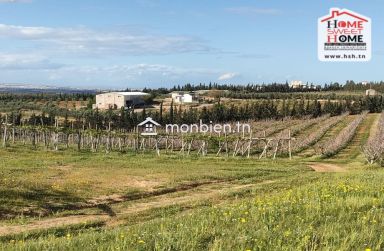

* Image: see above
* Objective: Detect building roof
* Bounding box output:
[116,92,149,96]
[321,9,368,23]
[98,92,149,96]
[171,91,195,95]
[137,117,161,127]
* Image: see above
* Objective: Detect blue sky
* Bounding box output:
[0,0,383,89]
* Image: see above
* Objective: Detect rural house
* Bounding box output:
[93,92,149,110]
[171,91,197,103]
[290,80,307,89]
[366,89,378,96]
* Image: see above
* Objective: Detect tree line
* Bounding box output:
[2,96,383,132]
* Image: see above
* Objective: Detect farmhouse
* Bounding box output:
[93,92,149,110]
[171,91,197,104]
[366,89,378,96]
[290,80,306,89]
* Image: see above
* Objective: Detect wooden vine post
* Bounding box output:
[2,114,12,148]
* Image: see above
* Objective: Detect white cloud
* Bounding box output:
[57,63,218,79]
[0,24,212,56]
[0,53,63,70]
[218,72,239,81]
[0,63,220,87]
[226,7,281,15]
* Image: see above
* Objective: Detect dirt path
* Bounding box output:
[0,215,109,236]
[368,113,380,141]
[0,179,277,237]
[308,163,346,172]
[335,113,379,160]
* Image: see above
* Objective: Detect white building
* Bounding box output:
[93,92,149,110]
[366,89,378,96]
[290,80,307,89]
[171,92,197,104]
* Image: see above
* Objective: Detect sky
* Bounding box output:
[0,0,383,89]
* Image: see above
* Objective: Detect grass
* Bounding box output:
[0,145,308,220]
[1,113,384,250]
[3,170,384,250]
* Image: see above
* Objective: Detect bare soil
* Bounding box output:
[308,163,346,172]
[0,179,278,236]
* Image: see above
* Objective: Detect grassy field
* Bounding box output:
[1,114,384,250]
[7,171,382,251]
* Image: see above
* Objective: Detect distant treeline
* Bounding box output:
[2,96,383,131]
[343,80,384,92]
[0,93,94,102]
[143,80,384,94]
[141,80,384,93]
[220,92,361,100]
[142,82,322,94]
[1,80,383,104]
[0,93,95,113]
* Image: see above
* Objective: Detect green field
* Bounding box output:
[1,114,384,250]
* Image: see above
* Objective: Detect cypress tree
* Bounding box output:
[169,100,174,123]
[159,101,163,124]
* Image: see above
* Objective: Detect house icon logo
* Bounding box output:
[318,8,371,62]
[137,117,161,136]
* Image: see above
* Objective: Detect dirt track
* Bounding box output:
[308,163,346,172]
[0,179,278,237]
